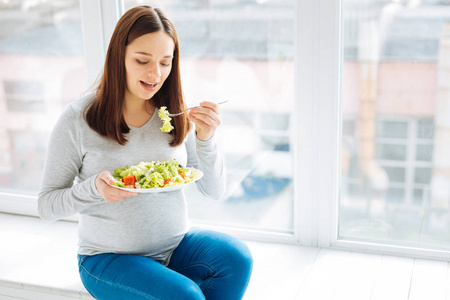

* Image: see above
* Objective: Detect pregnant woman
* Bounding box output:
[38,5,253,300]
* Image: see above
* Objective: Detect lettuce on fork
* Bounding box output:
[158,106,174,133]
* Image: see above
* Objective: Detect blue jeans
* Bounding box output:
[78,228,253,300]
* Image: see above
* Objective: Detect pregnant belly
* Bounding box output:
[79,194,189,256]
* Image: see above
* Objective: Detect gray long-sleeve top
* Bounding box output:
[38,94,225,265]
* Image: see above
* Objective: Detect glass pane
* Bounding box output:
[417,119,434,140]
[375,143,407,161]
[414,167,432,184]
[376,120,408,139]
[383,166,406,183]
[0,1,87,196]
[340,0,450,251]
[123,0,295,233]
[416,144,433,161]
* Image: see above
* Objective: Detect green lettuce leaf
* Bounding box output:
[158,106,174,133]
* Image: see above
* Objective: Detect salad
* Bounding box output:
[111,159,202,189]
[158,106,174,133]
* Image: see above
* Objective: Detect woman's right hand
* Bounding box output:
[95,171,138,203]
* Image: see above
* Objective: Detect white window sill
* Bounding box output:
[0,213,93,299]
[4,212,448,300]
[0,212,316,300]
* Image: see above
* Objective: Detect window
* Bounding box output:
[123,0,295,234]
[0,0,88,197]
[339,0,450,252]
[3,0,448,259]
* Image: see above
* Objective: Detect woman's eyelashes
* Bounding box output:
[136,59,171,67]
[136,59,148,65]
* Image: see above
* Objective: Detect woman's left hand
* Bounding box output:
[186,101,221,141]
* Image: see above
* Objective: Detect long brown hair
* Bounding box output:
[84,6,189,146]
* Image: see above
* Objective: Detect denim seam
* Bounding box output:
[79,264,159,300]
[202,275,214,298]
[176,262,217,275]
[175,262,217,297]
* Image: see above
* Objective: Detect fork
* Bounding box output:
[167,100,229,117]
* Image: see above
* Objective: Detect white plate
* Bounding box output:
[110,171,203,194]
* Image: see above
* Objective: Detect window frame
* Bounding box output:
[2,0,450,261]
[0,0,340,245]
[329,2,450,261]
[294,0,341,248]
[0,0,114,220]
[293,0,450,261]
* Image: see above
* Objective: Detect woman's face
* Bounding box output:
[124,31,175,102]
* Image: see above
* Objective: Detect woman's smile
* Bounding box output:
[140,80,158,91]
